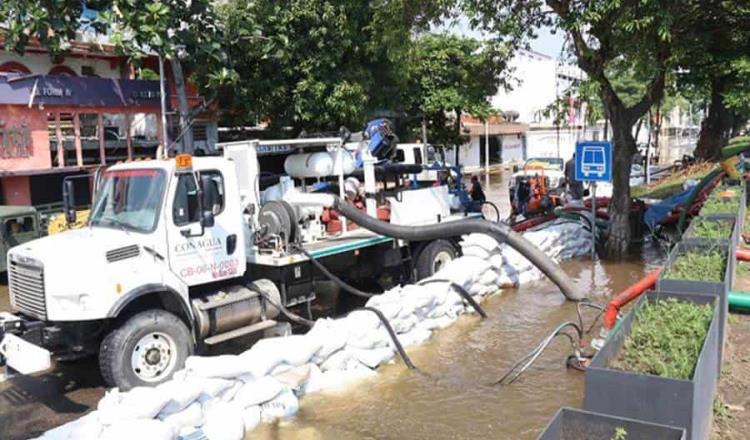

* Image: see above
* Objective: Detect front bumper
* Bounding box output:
[0,312,51,374]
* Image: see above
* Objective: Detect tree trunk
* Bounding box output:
[604,115,637,257]
[170,58,194,154]
[694,77,731,161]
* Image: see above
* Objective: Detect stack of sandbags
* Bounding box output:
[33,218,593,440]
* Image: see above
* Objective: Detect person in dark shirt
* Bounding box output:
[470,175,486,202]
[565,154,584,201]
[515,179,531,215]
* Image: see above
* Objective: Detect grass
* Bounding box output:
[612,298,713,380]
[686,218,734,240]
[700,184,741,215]
[663,248,727,283]
[631,163,716,199]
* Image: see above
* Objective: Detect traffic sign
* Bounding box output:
[575,141,612,182]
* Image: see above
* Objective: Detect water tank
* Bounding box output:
[284,151,355,178]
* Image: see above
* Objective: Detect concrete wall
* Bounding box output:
[0,105,52,172]
[0,51,121,79]
[500,134,524,162]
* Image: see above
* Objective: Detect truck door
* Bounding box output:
[166,169,246,285]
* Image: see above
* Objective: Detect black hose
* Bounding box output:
[417,278,487,318]
[255,289,315,327]
[292,244,375,299]
[353,307,417,370]
[332,197,586,301]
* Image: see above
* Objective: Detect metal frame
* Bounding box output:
[537,407,686,440]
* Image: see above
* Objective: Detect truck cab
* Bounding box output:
[0,206,41,272]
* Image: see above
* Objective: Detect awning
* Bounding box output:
[462,122,529,136]
[0,74,164,108]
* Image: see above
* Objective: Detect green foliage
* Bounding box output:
[664,249,727,283]
[631,163,716,199]
[611,427,628,440]
[612,298,713,380]
[700,185,741,216]
[403,33,506,145]
[686,218,733,240]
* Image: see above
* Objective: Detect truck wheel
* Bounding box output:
[415,239,457,280]
[99,309,193,390]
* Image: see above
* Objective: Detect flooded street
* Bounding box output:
[0,170,664,440]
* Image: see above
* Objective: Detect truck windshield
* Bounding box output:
[89,169,166,233]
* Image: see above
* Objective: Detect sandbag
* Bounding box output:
[389,313,418,334]
[460,233,500,251]
[158,379,203,415]
[40,412,102,440]
[251,335,322,367]
[241,405,262,433]
[97,387,171,424]
[320,349,358,372]
[100,419,176,440]
[397,327,432,347]
[349,346,395,369]
[231,376,283,408]
[201,401,245,440]
[346,325,391,350]
[159,401,203,432]
[488,253,505,270]
[218,381,243,403]
[460,245,491,259]
[185,355,247,379]
[260,388,299,422]
[305,318,348,359]
[273,363,314,390]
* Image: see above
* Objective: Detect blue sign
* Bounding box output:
[575,141,612,182]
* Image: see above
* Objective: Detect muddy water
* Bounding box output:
[0,171,664,440]
[247,173,665,440]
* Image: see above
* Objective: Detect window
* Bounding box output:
[89,169,166,233]
[5,217,34,234]
[395,149,405,163]
[413,148,423,165]
[172,171,225,226]
[103,113,128,163]
[130,113,159,159]
[80,113,100,164]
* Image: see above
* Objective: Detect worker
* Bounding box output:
[470,175,486,203]
[565,154,584,201]
[516,179,531,216]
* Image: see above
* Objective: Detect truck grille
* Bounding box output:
[9,258,47,320]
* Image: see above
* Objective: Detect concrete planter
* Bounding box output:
[683,216,736,249]
[584,291,719,440]
[657,241,731,369]
[537,407,686,440]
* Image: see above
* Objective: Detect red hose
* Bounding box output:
[512,213,557,232]
[602,268,662,330]
[738,249,750,262]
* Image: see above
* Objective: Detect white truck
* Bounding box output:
[0,138,474,389]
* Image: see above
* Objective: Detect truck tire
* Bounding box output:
[414,239,457,280]
[99,309,193,390]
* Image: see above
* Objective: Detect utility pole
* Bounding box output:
[158,54,169,158]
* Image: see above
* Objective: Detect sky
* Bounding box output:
[438,17,566,59]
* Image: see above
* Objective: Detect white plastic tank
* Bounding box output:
[284,151,355,178]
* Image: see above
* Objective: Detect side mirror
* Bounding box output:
[0,222,7,239]
[512,165,519,173]
[63,179,77,224]
[200,174,217,228]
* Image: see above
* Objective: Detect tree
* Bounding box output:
[217,0,421,134]
[403,33,508,145]
[676,1,750,160]
[466,0,699,256]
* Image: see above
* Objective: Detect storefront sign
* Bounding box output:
[0,121,32,158]
[37,86,73,98]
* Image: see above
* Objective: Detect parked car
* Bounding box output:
[0,206,42,272]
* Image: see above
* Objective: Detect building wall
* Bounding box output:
[500,134,524,162]
[0,51,121,78]
[0,105,52,172]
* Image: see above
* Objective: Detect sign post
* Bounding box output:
[575,140,613,259]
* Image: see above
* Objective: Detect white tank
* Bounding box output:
[284,151,355,178]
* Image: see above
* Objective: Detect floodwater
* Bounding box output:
[0,170,664,440]
[246,171,665,440]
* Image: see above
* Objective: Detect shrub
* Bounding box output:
[611,298,713,380]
